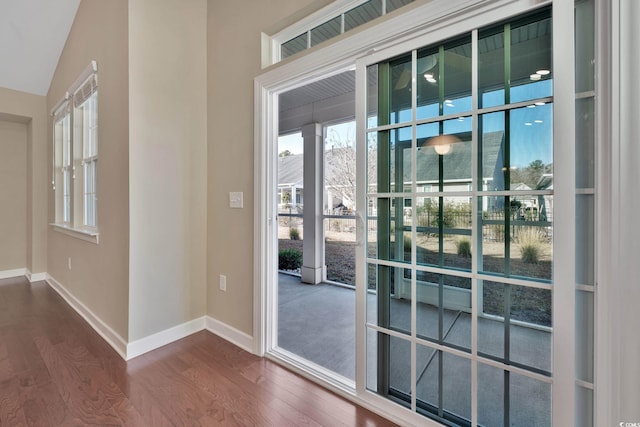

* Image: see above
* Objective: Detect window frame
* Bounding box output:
[50,61,99,244]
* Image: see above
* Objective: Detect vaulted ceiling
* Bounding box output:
[0,0,80,96]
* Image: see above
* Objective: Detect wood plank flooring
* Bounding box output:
[0,276,398,426]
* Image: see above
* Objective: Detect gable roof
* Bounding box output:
[406,130,504,184]
[278,154,304,187]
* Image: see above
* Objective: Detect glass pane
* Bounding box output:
[324,121,356,209]
[480,198,507,275]
[417,39,471,120]
[416,349,471,424]
[367,197,382,259]
[480,111,506,190]
[389,268,413,334]
[416,271,471,350]
[481,367,551,426]
[367,265,411,333]
[368,197,411,262]
[482,106,553,192]
[443,38,472,116]
[324,120,357,285]
[416,345,439,413]
[477,363,504,426]
[576,194,595,285]
[345,0,382,31]
[576,97,595,188]
[478,280,505,360]
[388,335,411,407]
[575,0,595,93]
[510,372,551,426]
[576,290,595,383]
[366,327,378,392]
[367,131,378,191]
[478,26,505,108]
[478,280,552,371]
[509,284,552,373]
[511,222,552,280]
[417,48,439,120]
[416,197,472,271]
[417,118,473,191]
[368,127,411,193]
[510,15,552,103]
[480,196,552,280]
[388,56,413,125]
[310,15,341,47]
[277,133,304,273]
[509,104,553,190]
[324,218,356,285]
[281,32,307,59]
[367,263,378,324]
[367,65,379,128]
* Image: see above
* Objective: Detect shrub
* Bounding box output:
[278,248,302,271]
[516,227,545,263]
[456,237,472,257]
[289,227,300,240]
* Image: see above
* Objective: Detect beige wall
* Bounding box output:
[47,0,130,340]
[206,0,330,335]
[128,0,207,341]
[0,119,28,271]
[0,88,48,276]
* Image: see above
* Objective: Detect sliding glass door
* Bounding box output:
[359,8,561,426]
[258,1,595,425]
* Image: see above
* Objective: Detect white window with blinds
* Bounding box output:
[51,61,99,243]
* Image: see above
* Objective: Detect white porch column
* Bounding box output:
[301,122,326,284]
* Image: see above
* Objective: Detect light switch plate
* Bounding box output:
[229,192,243,208]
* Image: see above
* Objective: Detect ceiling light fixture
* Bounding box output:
[424,73,437,84]
[424,134,460,156]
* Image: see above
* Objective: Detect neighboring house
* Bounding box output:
[277,153,304,211]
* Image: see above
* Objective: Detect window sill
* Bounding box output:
[51,223,99,244]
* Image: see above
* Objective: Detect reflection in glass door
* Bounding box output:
[363,9,556,426]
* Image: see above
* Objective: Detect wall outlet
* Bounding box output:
[68,257,72,270]
[219,274,227,291]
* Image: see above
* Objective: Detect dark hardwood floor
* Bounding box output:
[0,276,398,426]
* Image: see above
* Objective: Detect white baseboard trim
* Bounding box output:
[26,270,47,282]
[29,273,256,361]
[0,268,27,280]
[46,274,128,360]
[205,316,254,354]
[126,317,207,360]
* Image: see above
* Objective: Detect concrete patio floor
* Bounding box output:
[277,273,551,426]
